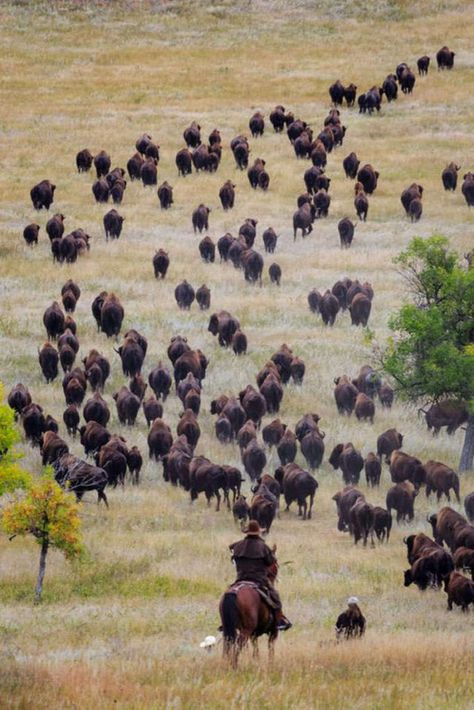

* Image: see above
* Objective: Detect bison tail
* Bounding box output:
[221,592,238,642]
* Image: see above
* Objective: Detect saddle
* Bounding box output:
[226,581,278,610]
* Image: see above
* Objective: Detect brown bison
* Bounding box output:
[334,375,358,415]
[148,418,173,461]
[103,209,124,240]
[242,438,267,482]
[127,152,144,180]
[403,532,440,565]
[141,395,162,428]
[63,404,80,437]
[7,383,32,419]
[208,310,240,347]
[250,486,278,533]
[76,148,93,172]
[199,236,215,263]
[386,481,417,523]
[349,498,375,546]
[329,443,364,485]
[389,450,425,488]
[443,572,474,611]
[53,453,108,506]
[277,428,297,465]
[41,430,69,465]
[377,428,403,463]
[100,293,124,338]
[462,172,474,207]
[454,547,474,580]
[259,374,283,414]
[237,419,257,453]
[196,284,211,311]
[365,453,381,487]
[436,46,455,70]
[80,421,111,456]
[293,202,315,240]
[23,223,40,246]
[332,486,364,532]
[354,182,369,221]
[422,400,468,435]
[174,280,195,310]
[338,218,355,248]
[275,463,318,520]
[320,290,339,326]
[192,204,210,233]
[356,164,378,195]
[373,506,392,542]
[354,392,375,423]
[83,392,110,427]
[183,121,201,148]
[219,180,235,210]
[93,150,111,177]
[441,163,460,191]
[43,302,65,340]
[343,152,360,179]
[404,548,454,590]
[153,248,170,279]
[157,181,173,209]
[30,179,56,210]
[417,55,430,75]
[189,459,229,511]
[21,403,47,446]
[38,342,59,383]
[262,419,286,449]
[269,262,281,285]
[177,409,201,450]
[349,293,371,326]
[300,429,325,471]
[232,329,247,355]
[422,461,460,503]
[465,493,474,523]
[175,148,193,176]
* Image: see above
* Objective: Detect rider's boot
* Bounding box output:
[275,610,292,631]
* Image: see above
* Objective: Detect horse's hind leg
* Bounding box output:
[251,638,259,659]
[268,635,276,664]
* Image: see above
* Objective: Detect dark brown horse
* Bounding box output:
[219,561,278,667]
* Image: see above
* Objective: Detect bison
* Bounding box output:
[275,463,318,520]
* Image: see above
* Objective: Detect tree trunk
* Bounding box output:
[459,414,474,472]
[34,539,48,603]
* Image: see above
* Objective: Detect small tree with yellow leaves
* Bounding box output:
[0,383,84,601]
[2,477,84,601]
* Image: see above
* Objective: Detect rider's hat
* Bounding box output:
[243,520,265,536]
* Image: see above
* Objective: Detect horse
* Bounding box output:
[219,560,279,667]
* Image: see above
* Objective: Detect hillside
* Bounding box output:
[0,2,473,708]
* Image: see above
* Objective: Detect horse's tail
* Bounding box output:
[221,592,238,641]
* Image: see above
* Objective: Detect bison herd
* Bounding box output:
[10,41,474,616]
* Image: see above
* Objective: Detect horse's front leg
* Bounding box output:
[251,637,259,659]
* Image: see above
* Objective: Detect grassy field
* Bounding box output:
[1,1,474,708]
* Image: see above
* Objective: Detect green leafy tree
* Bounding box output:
[381,236,474,470]
[0,383,32,495]
[2,477,84,601]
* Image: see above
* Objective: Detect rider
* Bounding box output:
[229,520,292,631]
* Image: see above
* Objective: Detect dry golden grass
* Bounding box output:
[1,2,474,707]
